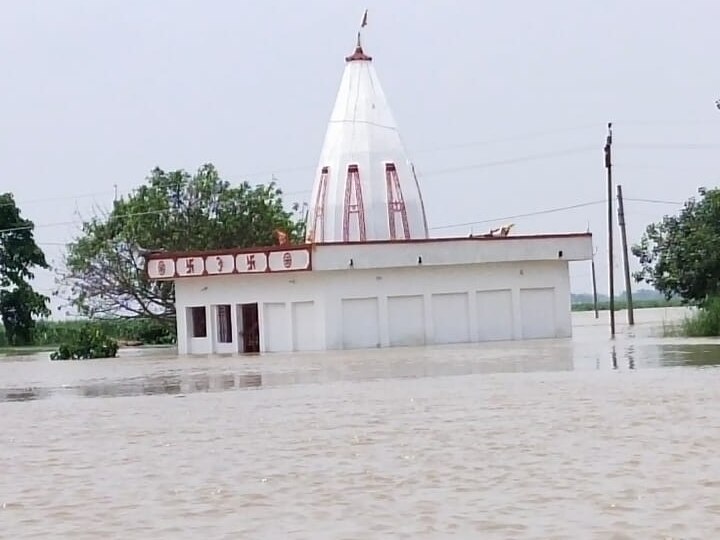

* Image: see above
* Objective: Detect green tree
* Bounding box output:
[0,193,50,345]
[58,163,306,324]
[632,187,720,306]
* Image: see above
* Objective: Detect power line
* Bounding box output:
[4,139,715,208]
[0,220,79,235]
[417,146,597,177]
[281,145,600,198]
[238,145,600,182]
[0,137,709,237]
[0,199,606,236]
[622,143,720,150]
[428,195,693,233]
[612,119,720,127]
[409,123,602,154]
[234,126,604,178]
[624,197,684,205]
[0,191,112,209]
[0,142,604,211]
[429,200,606,231]
[232,140,720,181]
[0,194,700,237]
[49,147,602,225]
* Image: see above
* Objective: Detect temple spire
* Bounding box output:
[306,12,429,244]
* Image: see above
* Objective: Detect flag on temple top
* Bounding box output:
[361,9,368,28]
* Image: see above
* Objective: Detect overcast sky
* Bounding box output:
[1,0,719,317]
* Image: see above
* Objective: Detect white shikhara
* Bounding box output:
[306,38,429,244]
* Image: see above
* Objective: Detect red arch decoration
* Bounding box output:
[385,163,410,240]
[342,164,367,242]
[308,166,329,242]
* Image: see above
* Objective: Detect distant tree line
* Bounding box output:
[4,166,719,349]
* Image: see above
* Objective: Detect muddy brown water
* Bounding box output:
[2,307,720,539]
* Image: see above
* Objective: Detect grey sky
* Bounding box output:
[2,0,719,317]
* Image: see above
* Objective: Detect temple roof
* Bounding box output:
[305,28,429,244]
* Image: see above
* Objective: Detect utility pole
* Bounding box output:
[616,184,635,325]
[591,247,599,319]
[604,122,615,336]
[113,184,118,202]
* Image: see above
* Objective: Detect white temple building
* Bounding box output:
[146,28,593,355]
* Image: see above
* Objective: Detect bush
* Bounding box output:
[680,297,720,337]
[50,325,119,360]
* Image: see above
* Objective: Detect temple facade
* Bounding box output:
[146,28,593,355]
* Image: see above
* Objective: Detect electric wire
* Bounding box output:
[1,131,715,237]
[0,194,704,238]
[428,200,606,231]
[2,196,678,242]
[624,197,684,205]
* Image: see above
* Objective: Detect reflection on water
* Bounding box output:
[0,387,48,402]
[1,339,719,403]
[655,344,720,368]
[608,344,635,371]
[0,371,264,402]
[0,308,718,403]
[611,346,618,370]
[627,344,636,370]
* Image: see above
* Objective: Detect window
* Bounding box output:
[190,306,207,338]
[216,304,232,343]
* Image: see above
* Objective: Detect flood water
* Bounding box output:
[2,307,720,539]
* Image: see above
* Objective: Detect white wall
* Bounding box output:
[476,289,514,341]
[292,301,319,351]
[263,302,291,352]
[431,293,470,344]
[520,288,556,339]
[387,295,425,346]
[320,261,571,349]
[341,297,380,349]
[174,258,574,354]
[313,234,592,271]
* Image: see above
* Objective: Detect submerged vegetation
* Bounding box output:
[50,326,119,360]
[0,318,175,350]
[663,297,720,338]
